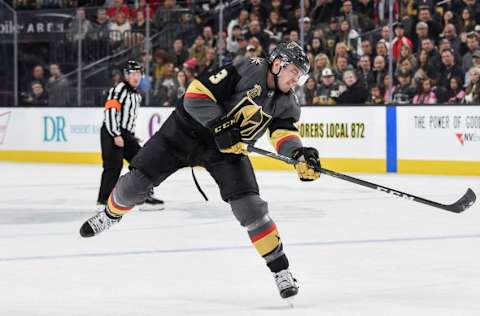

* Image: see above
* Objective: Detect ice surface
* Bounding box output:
[0,162,479,316]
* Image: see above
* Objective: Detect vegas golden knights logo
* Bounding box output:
[226,85,272,141]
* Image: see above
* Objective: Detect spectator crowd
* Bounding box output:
[11,0,480,106]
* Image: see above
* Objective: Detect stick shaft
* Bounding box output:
[247,145,474,213]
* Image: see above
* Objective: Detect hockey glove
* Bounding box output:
[210,116,247,155]
[292,147,321,181]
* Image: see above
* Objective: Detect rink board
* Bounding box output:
[0,106,479,175]
[396,106,480,176]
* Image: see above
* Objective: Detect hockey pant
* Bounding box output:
[106,110,289,273]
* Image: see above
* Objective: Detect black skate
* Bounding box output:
[274,269,299,300]
[139,189,164,211]
[79,209,121,238]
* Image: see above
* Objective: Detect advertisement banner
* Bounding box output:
[397,106,480,161]
[0,106,386,172]
[0,107,174,152]
[254,106,386,159]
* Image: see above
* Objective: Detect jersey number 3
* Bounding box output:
[208,69,228,84]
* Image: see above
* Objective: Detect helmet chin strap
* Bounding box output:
[269,61,287,93]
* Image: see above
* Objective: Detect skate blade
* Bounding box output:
[138,203,165,212]
[285,296,296,308]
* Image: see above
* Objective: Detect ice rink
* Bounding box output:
[1,162,479,316]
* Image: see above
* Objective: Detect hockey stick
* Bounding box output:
[247,145,476,214]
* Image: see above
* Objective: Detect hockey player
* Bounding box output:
[98,60,164,210]
[80,42,321,300]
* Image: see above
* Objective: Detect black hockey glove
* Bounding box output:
[210,116,247,155]
[292,147,321,181]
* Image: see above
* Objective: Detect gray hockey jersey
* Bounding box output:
[183,57,303,156]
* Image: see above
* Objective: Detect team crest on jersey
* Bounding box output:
[226,89,271,141]
[233,104,272,141]
[250,57,263,65]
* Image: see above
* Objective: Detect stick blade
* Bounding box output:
[443,188,476,213]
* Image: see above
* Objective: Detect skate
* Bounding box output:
[274,269,299,302]
[139,189,164,211]
[79,208,122,238]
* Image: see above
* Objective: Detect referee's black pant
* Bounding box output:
[97,125,141,204]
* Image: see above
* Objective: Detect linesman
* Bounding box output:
[97,60,163,210]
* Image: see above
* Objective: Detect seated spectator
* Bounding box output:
[199,47,218,75]
[174,70,189,106]
[66,7,92,41]
[131,10,147,35]
[300,17,314,44]
[154,62,176,106]
[169,39,189,69]
[46,63,70,106]
[245,20,270,53]
[227,9,249,39]
[468,50,480,81]
[30,65,46,89]
[463,67,480,104]
[356,55,375,89]
[87,8,111,41]
[337,19,361,55]
[359,39,374,63]
[314,68,344,105]
[458,8,476,34]
[202,26,217,48]
[333,55,351,78]
[397,57,416,77]
[270,0,288,21]
[337,70,368,104]
[441,23,461,53]
[227,26,244,56]
[392,70,416,104]
[109,11,131,45]
[415,5,441,42]
[392,23,413,61]
[382,75,394,102]
[367,85,384,104]
[308,36,327,56]
[296,77,318,105]
[312,53,331,83]
[324,17,340,54]
[372,55,388,86]
[22,81,48,106]
[412,78,437,104]
[375,39,389,60]
[445,77,466,104]
[412,21,430,52]
[152,48,170,82]
[398,44,417,71]
[265,11,287,43]
[340,0,361,31]
[438,48,464,89]
[189,35,207,66]
[334,42,356,67]
[414,48,435,83]
[125,10,147,47]
[288,30,300,43]
[463,33,480,72]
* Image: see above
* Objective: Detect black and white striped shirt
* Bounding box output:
[103,81,142,137]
